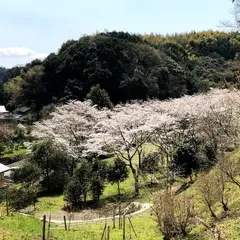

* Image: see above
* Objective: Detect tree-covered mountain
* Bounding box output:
[1,31,240,110]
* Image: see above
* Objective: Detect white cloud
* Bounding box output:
[0,47,48,68]
[0,47,48,59]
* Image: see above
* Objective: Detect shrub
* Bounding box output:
[154,190,195,240]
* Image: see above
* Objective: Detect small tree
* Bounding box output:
[154,190,195,240]
[196,173,220,218]
[64,178,84,208]
[90,160,108,202]
[3,184,40,211]
[14,124,26,144]
[0,143,6,158]
[215,168,229,212]
[173,145,199,182]
[141,152,160,184]
[30,140,70,193]
[86,84,113,109]
[0,124,13,144]
[218,155,240,189]
[64,162,92,208]
[12,161,41,187]
[73,162,92,203]
[107,157,129,195]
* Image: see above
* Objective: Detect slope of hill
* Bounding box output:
[1,31,240,111]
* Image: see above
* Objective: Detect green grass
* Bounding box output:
[3,148,28,158]
[51,214,163,240]
[0,213,163,240]
[35,194,65,214]
[4,145,240,239]
[0,214,42,240]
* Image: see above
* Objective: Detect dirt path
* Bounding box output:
[36,202,153,227]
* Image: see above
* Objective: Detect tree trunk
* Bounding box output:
[129,164,140,196]
[117,181,121,196]
[134,174,139,196]
[190,174,193,183]
[208,204,217,219]
[221,200,228,212]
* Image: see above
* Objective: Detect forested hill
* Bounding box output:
[1,30,240,111]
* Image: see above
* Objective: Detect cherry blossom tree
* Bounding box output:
[0,123,13,143]
[34,88,240,195]
[87,102,155,195]
[33,100,107,175]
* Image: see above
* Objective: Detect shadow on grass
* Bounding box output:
[175,180,195,195]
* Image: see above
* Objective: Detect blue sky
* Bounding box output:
[0,0,234,68]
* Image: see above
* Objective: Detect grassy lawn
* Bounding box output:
[51,214,163,240]
[35,194,65,214]
[3,148,28,158]
[0,213,163,240]
[0,215,42,240]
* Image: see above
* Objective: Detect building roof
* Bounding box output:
[16,107,31,113]
[0,163,10,173]
[0,106,8,113]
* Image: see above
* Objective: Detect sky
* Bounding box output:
[0,0,234,68]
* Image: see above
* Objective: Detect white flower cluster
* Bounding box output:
[33,89,240,159]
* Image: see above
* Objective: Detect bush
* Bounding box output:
[0,142,6,157]
[172,145,200,180]
[154,190,195,240]
[4,185,40,210]
[64,178,84,208]
[86,84,113,109]
[107,157,129,195]
[141,152,160,184]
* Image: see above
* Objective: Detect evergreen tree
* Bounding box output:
[86,84,113,109]
[107,158,129,195]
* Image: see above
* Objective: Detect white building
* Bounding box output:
[0,163,10,188]
[0,106,8,113]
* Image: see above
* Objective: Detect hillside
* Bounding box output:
[1,31,240,111]
[1,29,240,239]
[1,89,240,239]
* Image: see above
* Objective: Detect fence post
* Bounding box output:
[119,205,122,229]
[107,226,110,240]
[101,223,107,240]
[42,215,46,240]
[113,206,116,229]
[123,214,126,240]
[128,217,137,238]
[63,216,67,231]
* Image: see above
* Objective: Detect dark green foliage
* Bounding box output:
[64,178,85,207]
[3,185,40,210]
[64,159,108,207]
[1,32,187,109]
[86,84,113,109]
[173,145,200,179]
[202,142,218,168]
[0,66,23,106]
[2,31,240,110]
[90,160,108,202]
[12,162,41,187]
[107,158,129,195]
[141,152,160,184]
[30,141,70,193]
[64,161,92,207]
